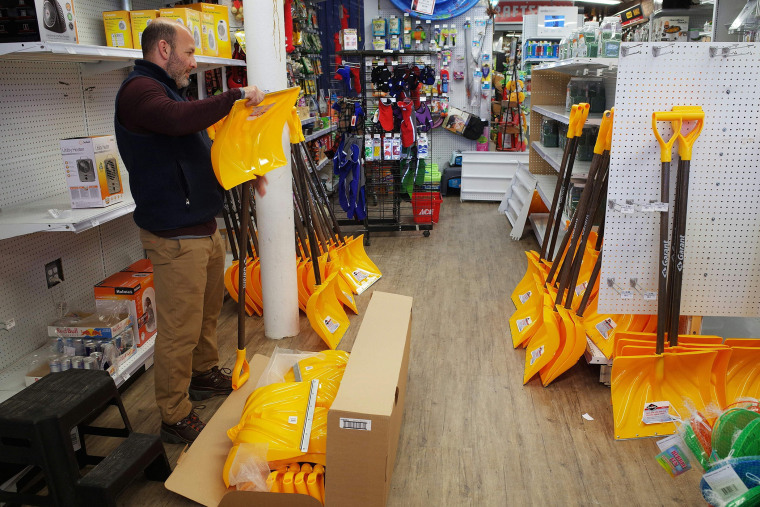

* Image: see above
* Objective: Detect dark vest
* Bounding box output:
[114,60,223,232]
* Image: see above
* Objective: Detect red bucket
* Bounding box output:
[411,192,442,223]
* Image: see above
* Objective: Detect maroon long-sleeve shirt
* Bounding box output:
[117,77,244,237]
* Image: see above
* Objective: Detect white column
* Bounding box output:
[243,2,299,339]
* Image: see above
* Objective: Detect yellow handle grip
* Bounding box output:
[594,110,613,155]
[605,108,615,152]
[672,106,705,160]
[566,104,579,139]
[231,348,250,390]
[287,106,306,144]
[574,103,590,138]
[652,111,682,163]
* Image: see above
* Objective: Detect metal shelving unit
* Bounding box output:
[532,105,604,127]
[533,141,592,174]
[304,124,337,142]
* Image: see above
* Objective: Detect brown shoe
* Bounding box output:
[189,366,233,401]
[160,410,205,444]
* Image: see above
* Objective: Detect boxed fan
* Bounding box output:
[130,9,158,50]
[186,3,231,58]
[59,136,124,208]
[0,0,79,43]
[159,7,202,50]
[102,10,132,48]
[95,269,157,347]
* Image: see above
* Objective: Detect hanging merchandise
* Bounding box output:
[453,55,465,80]
[417,133,429,157]
[415,101,433,132]
[440,69,449,93]
[412,22,426,48]
[389,0,481,20]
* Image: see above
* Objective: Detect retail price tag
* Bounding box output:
[575,282,588,297]
[516,317,532,333]
[323,316,339,334]
[642,401,675,424]
[653,202,669,212]
[121,371,130,383]
[518,290,532,304]
[640,203,656,212]
[703,465,749,502]
[620,204,634,214]
[529,345,545,366]
[644,291,657,301]
[620,290,634,300]
[352,269,368,282]
[595,318,616,340]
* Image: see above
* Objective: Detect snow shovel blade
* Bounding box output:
[326,257,358,314]
[512,251,541,307]
[611,350,720,439]
[540,308,586,387]
[509,274,545,348]
[725,338,760,347]
[307,272,350,350]
[523,294,562,384]
[211,87,301,190]
[615,332,723,346]
[339,235,382,294]
[725,346,760,406]
[583,310,627,359]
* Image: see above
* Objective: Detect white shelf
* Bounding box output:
[301,116,317,125]
[304,124,337,142]
[652,4,714,16]
[533,141,593,175]
[0,335,155,404]
[0,42,245,74]
[532,105,604,127]
[532,57,618,75]
[524,57,559,63]
[0,192,136,241]
[534,174,558,209]
[528,212,549,246]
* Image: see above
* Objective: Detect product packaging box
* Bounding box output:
[47,312,131,340]
[186,3,231,59]
[165,291,413,507]
[33,0,79,43]
[102,10,132,48]
[59,136,124,209]
[341,28,358,51]
[95,271,157,347]
[651,16,689,42]
[159,7,202,49]
[198,12,217,56]
[130,9,158,50]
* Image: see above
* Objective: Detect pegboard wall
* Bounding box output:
[0,0,159,372]
[599,42,760,317]
[375,0,492,169]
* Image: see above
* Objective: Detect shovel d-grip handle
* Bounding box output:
[232,348,250,390]
[573,103,590,138]
[287,106,306,144]
[672,106,705,161]
[652,111,682,163]
[566,105,580,139]
[605,108,615,152]
[594,110,614,155]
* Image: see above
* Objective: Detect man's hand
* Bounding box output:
[242,85,265,106]
[253,175,268,197]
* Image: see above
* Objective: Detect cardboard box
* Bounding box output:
[102,10,132,48]
[198,12,218,56]
[33,0,79,43]
[95,271,157,347]
[186,3,232,59]
[48,312,131,340]
[121,258,153,273]
[165,291,413,506]
[159,7,202,49]
[59,136,124,209]
[130,9,158,50]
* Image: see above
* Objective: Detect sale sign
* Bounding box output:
[493,1,573,23]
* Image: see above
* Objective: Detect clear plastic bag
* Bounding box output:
[255,347,321,389]
[225,442,271,491]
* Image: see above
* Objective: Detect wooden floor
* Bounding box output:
[110,197,703,506]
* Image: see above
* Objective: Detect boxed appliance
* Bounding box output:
[198,11,217,56]
[159,7,201,49]
[102,10,132,48]
[186,3,232,59]
[59,136,124,209]
[129,9,158,50]
[121,258,153,273]
[95,270,157,347]
[165,291,413,506]
[0,0,78,43]
[34,0,78,43]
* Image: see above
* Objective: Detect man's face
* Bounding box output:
[166,27,197,89]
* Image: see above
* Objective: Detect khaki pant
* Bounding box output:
[139,229,225,425]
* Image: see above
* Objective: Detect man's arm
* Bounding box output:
[118,77,243,136]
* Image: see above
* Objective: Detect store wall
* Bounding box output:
[373,0,493,170]
[0,0,164,372]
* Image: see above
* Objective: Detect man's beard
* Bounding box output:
[167,52,190,89]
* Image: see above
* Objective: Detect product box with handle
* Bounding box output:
[165,291,413,506]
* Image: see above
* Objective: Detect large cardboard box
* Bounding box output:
[186,3,232,59]
[130,9,158,50]
[159,7,202,49]
[102,10,132,48]
[94,271,157,347]
[59,136,124,209]
[165,291,413,506]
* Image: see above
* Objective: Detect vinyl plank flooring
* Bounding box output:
[102,197,705,506]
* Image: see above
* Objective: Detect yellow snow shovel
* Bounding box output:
[510,273,548,348]
[725,346,760,406]
[523,293,562,384]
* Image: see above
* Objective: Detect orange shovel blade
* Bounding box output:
[306,273,350,349]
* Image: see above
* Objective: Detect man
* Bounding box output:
[115,18,265,444]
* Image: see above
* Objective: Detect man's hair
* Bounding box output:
[141,19,179,58]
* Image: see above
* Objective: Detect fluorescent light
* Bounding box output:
[574,0,622,4]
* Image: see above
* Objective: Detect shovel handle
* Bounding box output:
[573,103,590,138]
[672,106,704,161]
[231,348,250,390]
[566,105,580,139]
[593,110,613,156]
[652,111,682,163]
[604,108,615,152]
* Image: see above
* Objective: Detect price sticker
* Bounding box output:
[620,204,634,214]
[620,290,634,300]
[653,202,669,212]
[644,291,657,301]
[703,465,749,502]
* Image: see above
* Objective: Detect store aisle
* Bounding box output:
[113,197,703,506]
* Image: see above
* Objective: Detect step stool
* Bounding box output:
[0,369,170,506]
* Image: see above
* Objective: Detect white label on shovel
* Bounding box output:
[519,290,532,304]
[703,465,749,502]
[288,416,298,425]
[352,269,368,282]
[642,401,675,424]
[595,318,616,340]
[324,316,340,334]
[575,282,588,297]
[516,317,532,333]
[530,345,545,366]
